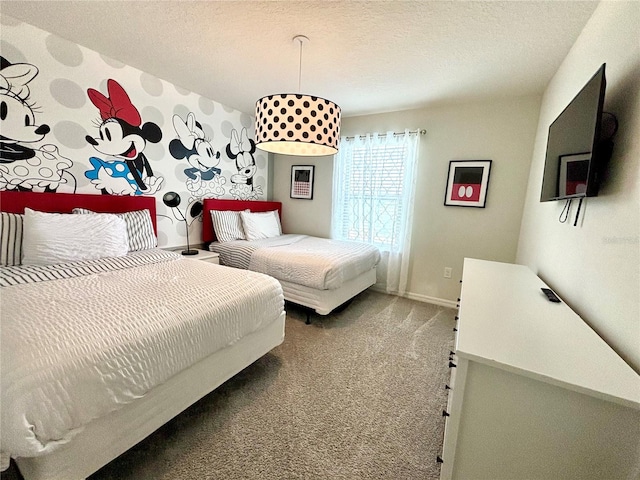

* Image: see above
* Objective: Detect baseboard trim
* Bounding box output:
[404,292,458,309]
[369,286,458,309]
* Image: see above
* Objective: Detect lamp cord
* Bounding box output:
[573,197,584,226]
[297,37,303,92]
[559,199,572,223]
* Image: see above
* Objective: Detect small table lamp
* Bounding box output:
[163,191,202,256]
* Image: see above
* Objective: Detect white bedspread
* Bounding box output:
[214,234,380,290]
[0,250,284,459]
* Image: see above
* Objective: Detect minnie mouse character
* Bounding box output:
[169,112,222,192]
[85,79,163,195]
[0,57,49,162]
[0,56,75,192]
[226,128,262,200]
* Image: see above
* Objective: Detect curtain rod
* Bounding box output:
[342,129,426,141]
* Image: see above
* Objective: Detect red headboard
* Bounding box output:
[202,198,282,243]
[0,191,158,233]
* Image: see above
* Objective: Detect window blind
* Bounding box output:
[335,143,408,250]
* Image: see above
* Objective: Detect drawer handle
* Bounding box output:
[442,410,450,417]
[437,455,444,464]
[449,361,457,368]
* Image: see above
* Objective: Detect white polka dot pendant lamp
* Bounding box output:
[255,36,341,156]
[255,94,341,156]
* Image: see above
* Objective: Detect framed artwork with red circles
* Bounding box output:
[290,165,315,200]
[444,160,492,208]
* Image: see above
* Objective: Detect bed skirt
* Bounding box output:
[279,268,377,315]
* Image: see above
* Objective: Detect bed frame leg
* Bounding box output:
[305,312,311,325]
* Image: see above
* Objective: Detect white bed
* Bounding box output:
[203,199,380,321]
[0,191,286,480]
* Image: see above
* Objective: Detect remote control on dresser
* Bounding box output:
[541,288,561,303]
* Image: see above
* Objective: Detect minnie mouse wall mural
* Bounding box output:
[169,112,226,199]
[85,79,163,195]
[0,56,76,192]
[226,128,262,200]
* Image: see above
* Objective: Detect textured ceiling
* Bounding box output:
[1,1,599,117]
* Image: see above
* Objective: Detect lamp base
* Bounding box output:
[181,249,199,256]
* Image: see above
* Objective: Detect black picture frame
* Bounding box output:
[444,160,492,208]
[290,165,315,200]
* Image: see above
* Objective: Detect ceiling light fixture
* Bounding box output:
[255,35,341,156]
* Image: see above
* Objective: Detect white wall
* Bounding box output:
[273,95,541,305]
[517,1,640,371]
[272,154,334,237]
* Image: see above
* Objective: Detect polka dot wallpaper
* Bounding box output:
[0,16,268,248]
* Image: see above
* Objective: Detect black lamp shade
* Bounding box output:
[189,201,203,218]
[163,192,181,208]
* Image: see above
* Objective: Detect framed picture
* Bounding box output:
[290,165,315,200]
[558,153,590,198]
[444,160,492,207]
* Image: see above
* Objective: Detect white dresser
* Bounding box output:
[440,258,640,480]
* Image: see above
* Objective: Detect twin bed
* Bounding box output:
[202,198,380,320]
[1,191,378,480]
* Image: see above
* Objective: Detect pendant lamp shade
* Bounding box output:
[254,36,341,156]
[255,94,341,156]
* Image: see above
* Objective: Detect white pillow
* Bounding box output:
[240,210,282,241]
[1,212,23,266]
[73,208,156,251]
[22,208,129,265]
[210,210,246,242]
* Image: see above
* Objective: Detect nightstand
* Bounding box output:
[188,249,220,264]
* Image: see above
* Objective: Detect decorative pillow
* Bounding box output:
[22,208,129,265]
[240,210,282,241]
[210,210,246,242]
[1,212,24,266]
[73,208,156,251]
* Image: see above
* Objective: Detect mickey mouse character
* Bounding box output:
[85,79,163,195]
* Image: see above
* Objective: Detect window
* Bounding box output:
[335,143,408,250]
[332,130,420,295]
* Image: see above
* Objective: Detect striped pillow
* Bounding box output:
[210,210,246,242]
[1,212,23,266]
[73,208,156,251]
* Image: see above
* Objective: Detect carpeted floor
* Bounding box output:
[4,290,456,480]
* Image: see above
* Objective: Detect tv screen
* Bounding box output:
[540,64,607,202]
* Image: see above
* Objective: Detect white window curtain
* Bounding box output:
[332,129,420,296]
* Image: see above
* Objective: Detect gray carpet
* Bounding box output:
[6,290,456,480]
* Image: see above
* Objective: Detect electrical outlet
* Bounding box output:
[444,267,452,279]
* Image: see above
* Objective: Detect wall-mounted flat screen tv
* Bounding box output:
[540,64,608,202]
